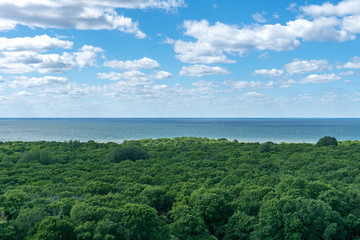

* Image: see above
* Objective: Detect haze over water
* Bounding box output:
[0,118,360,143]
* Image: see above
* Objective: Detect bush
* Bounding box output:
[316,136,338,147]
[21,149,53,165]
[107,146,150,163]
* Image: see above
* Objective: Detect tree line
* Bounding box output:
[0,137,359,239]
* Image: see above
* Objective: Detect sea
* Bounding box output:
[0,118,360,143]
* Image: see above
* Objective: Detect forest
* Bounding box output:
[0,137,360,240]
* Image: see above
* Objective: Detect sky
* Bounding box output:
[0,0,360,117]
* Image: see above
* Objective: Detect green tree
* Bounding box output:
[21,149,53,165]
[224,211,256,240]
[253,197,346,240]
[0,220,15,240]
[12,207,47,240]
[0,189,29,220]
[169,204,212,240]
[316,136,338,147]
[107,146,150,163]
[189,189,234,238]
[33,216,76,240]
[136,186,174,214]
[117,203,169,240]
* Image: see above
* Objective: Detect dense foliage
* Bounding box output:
[0,137,360,239]
[316,136,339,147]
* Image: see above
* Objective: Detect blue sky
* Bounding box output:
[0,0,360,117]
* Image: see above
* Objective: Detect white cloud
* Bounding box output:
[301,0,360,36]
[0,35,73,52]
[9,76,68,88]
[190,80,219,95]
[343,56,360,69]
[342,15,360,34]
[75,45,103,68]
[339,70,355,76]
[254,68,284,77]
[301,0,360,17]
[154,71,173,79]
[0,35,102,74]
[192,80,217,88]
[242,92,264,97]
[300,73,341,84]
[98,70,173,81]
[284,59,331,75]
[252,12,266,23]
[228,80,275,90]
[179,65,229,77]
[98,69,174,99]
[173,39,236,64]
[41,82,98,96]
[104,57,160,70]
[0,0,185,38]
[14,91,33,97]
[278,79,297,88]
[98,71,149,81]
[171,18,352,64]
[0,20,16,31]
[0,51,76,74]
[287,3,297,12]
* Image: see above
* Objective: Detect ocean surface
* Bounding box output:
[0,118,360,143]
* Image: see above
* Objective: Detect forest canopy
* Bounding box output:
[0,137,359,239]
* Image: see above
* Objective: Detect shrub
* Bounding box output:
[21,149,53,165]
[316,136,338,147]
[107,146,150,163]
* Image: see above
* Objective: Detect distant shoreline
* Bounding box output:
[0,118,359,143]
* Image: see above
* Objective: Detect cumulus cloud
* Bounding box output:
[284,59,331,75]
[254,68,284,77]
[97,69,173,99]
[98,71,149,81]
[154,71,173,79]
[75,45,104,68]
[0,1,184,38]
[227,80,275,90]
[301,0,360,17]
[190,80,219,95]
[104,57,160,70]
[98,70,173,81]
[0,35,73,52]
[342,15,360,34]
[343,56,360,69]
[0,20,16,31]
[179,65,229,77]
[300,73,341,84]
[0,51,76,74]
[242,92,265,97]
[9,76,68,88]
[171,18,352,64]
[0,36,102,74]
[301,0,360,36]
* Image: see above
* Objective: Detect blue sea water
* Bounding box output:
[0,118,360,143]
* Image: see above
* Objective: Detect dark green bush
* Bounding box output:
[316,136,338,147]
[21,149,53,165]
[107,146,150,163]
